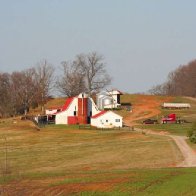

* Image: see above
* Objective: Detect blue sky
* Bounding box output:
[0,0,196,93]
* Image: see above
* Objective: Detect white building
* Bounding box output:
[91,111,123,128]
[96,90,123,110]
[162,103,191,109]
[44,92,123,128]
[55,93,100,125]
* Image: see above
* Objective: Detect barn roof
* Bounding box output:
[109,89,123,95]
[46,106,62,110]
[62,97,74,111]
[54,97,74,114]
[91,111,107,119]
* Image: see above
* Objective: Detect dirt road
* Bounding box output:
[123,95,172,126]
[136,128,196,168]
[170,135,196,167]
[124,95,196,168]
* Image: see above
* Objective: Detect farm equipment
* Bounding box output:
[161,113,185,124]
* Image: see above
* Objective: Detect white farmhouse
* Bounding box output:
[91,111,123,128]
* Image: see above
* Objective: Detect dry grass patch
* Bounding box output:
[0,122,183,178]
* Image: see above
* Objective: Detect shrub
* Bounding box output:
[188,122,196,143]
[190,134,196,143]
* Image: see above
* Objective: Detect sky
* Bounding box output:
[0,0,196,93]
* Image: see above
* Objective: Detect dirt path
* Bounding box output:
[136,128,196,168]
[123,95,172,126]
[170,135,196,167]
[184,96,196,102]
[123,95,196,167]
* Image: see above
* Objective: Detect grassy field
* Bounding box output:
[134,96,196,137]
[1,167,196,195]
[138,123,193,136]
[0,95,195,195]
[0,120,182,173]
[0,119,189,195]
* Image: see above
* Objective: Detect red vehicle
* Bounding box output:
[161,113,176,124]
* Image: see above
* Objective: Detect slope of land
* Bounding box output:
[121,94,172,126]
[0,94,195,195]
[136,128,196,167]
[119,94,196,168]
[171,135,196,167]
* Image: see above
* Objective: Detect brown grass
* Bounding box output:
[0,120,183,176]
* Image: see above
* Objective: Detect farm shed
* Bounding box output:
[91,111,123,128]
[162,103,191,109]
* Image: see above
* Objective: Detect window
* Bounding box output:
[115,119,120,122]
[74,111,76,116]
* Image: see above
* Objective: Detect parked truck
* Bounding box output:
[161,113,185,124]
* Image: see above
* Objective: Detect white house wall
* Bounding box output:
[91,112,123,128]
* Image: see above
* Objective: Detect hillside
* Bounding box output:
[0,95,196,195]
[119,94,173,126]
[31,94,196,127]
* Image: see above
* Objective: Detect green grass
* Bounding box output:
[137,123,193,136]
[48,168,196,195]
[160,97,196,122]
[1,168,195,195]
[0,121,194,195]
[0,120,183,181]
[136,96,196,136]
[0,127,181,174]
[0,94,195,195]
[187,139,196,151]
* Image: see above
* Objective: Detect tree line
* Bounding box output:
[0,52,111,117]
[149,59,196,97]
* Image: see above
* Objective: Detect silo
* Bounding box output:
[97,91,109,110]
[78,93,88,124]
[103,97,113,107]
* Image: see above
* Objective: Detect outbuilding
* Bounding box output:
[91,111,123,128]
[162,103,191,109]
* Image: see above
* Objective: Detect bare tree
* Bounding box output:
[8,68,38,116]
[35,60,54,113]
[57,52,111,96]
[149,59,196,97]
[57,61,86,97]
[148,84,165,95]
[0,73,12,117]
[75,52,111,94]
